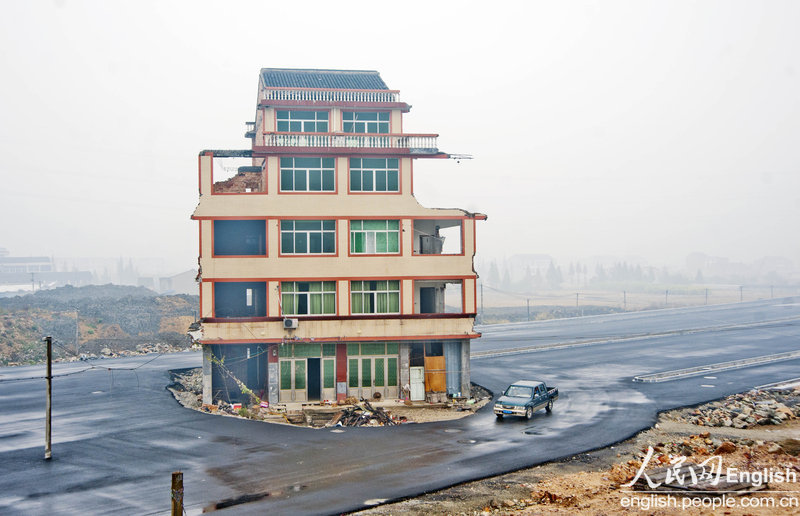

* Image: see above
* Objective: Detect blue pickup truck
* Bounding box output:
[493,380,558,420]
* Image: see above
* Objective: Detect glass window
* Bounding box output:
[342,111,390,134]
[214,282,267,318]
[213,220,266,256]
[280,220,336,254]
[281,281,336,315]
[276,110,329,133]
[280,157,335,192]
[350,220,400,254]
[351,280,401,314]
[349,158,399,192]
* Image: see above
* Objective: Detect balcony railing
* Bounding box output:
[260,133,439,153]
[261,87,400,103]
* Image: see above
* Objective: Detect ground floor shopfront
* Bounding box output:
[201,340,471,406]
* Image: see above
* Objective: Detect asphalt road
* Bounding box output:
[1,297,799,515]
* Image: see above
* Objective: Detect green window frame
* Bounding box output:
[280,220,336,254]
[351,281,400,314]
[387,357,398,386]
[350,220,400,254]
[342,111,390,134]
[281,281,336,315]
[276,110,328,133]
[348,358,359,387]
[323,359,335,389]
[294,361,306,390]
[349,158,399,192]
[280,361,291,390]
[280,157,335,192]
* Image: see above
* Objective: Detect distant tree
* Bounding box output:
[546,262,561,288]
[487,260,500,287]
[695,269,704,283]
[501,268,512,291]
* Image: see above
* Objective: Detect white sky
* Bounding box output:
[1,0,798,274]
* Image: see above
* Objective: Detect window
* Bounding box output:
[214,282,267,318]
[342,111,390,134]
[276,110,328,132]
[281,281,336,315]
[349,158,399,192]
[350,220,400,254]
[351,280,400,314]
[280,157,335,192]
[213,220,266,256]
[280,220,336,254]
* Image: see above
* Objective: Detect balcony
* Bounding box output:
[257,133,441,155]
[262,87,400,103]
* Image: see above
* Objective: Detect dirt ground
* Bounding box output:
[356,398,800,516]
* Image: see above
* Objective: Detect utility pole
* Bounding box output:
[665,289,669,306]
[705,288,709,305]
[575,293,579,311]
[171,471,184,516]
[44,336,52,460]
[75,309,80,355]
[623,290,627,311]
[526,299,530,321]
[31,272,35,293]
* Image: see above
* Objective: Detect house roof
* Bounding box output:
[260,68,389,90]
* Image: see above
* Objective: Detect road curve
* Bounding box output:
[0,297,798,514]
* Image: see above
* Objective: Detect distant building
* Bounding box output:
[192,68,485,405]
[0,252,91,293]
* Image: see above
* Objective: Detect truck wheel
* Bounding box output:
[525,407,533,419]
[546,400,553,413]
[496,414,503,421]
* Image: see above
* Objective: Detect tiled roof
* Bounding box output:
[260,68,389,90]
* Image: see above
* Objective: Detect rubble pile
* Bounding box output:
[328,401,404,427]
[669,388,800,428]
[58,342,196,363]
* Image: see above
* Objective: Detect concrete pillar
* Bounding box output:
[202,345,213,405]
[460,340,471,397]
[399,342,410,400]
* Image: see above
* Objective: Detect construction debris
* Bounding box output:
[667,388,800,428]
[328,401,401,427]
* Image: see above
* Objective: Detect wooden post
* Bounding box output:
[171,471,183,516]
[44,336,52,460]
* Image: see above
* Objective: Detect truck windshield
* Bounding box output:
[505,385,533,397]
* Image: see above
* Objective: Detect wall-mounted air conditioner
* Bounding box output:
[283,318,299,329]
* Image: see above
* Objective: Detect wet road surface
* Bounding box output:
[1,297,799,514]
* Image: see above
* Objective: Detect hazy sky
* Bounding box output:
[1,1,798,274]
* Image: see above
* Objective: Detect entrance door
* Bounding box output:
[307,358,321,402]
[410,366,425,401]
[279,358,307,402]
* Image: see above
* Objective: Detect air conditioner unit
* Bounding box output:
[283,318,299,329]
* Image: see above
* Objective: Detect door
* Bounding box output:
[348,356,398,399]
[424,356,446,392]
[307,358,321,402]
[279,358,307,402]
[420,287,436,313]
[410,366,425,401]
